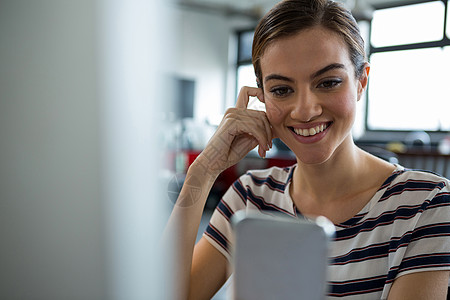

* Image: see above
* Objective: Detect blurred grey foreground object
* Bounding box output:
[232,211,335,300]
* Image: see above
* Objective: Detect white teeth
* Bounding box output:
[293,124,328,137]
[302,128,309,136]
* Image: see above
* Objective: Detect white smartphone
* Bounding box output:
[231,211,335,300]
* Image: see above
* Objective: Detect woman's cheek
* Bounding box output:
[331,94,357,119]
[265,100,285,140]
[265,100,284,125]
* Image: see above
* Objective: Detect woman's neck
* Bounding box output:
[290,140,396,223]
[292,140,370,204]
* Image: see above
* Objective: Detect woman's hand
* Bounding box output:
[195,86,273,177]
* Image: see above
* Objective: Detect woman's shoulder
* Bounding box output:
[390,165,450,186]
[377,165,450,204]
[229,164,297,216]
[239,164,296,186]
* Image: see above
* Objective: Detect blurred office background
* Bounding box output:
[1,0,450,299]
[171,0,450,297]
[167,0,450,214]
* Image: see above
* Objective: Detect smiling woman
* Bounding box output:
[259,26,367,164]
[165,0,450,299]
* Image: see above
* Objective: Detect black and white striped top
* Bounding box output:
[204,164,450,299]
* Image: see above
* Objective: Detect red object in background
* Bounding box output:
[185,150,201,168]
[167,150,296,207]
[175,150,239,193]
[182,150,296,172]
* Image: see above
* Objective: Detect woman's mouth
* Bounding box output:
[289,122,332,137]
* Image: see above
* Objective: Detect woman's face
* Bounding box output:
[260,26,368,165]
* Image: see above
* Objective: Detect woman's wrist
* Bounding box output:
[188,158,221,184]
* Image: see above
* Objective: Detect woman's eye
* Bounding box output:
[318,79,342,89]
[269,86,293,97]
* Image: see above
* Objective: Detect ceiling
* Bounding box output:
[178,0,406,9]
[176,0,412,21]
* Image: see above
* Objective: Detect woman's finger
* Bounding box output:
[235,86,264,109]
[235,118,271,157]
[235,86,269,148]
[261,114,273,149]
[243,109,272,150]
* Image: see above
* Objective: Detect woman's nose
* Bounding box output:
[289,91,322,122]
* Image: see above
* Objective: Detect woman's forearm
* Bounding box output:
[163,86,270,299]
[163,160,219,299]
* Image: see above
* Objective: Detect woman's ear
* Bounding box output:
[357,63,370,101]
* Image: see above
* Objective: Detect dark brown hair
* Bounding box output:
[252,0,366,87]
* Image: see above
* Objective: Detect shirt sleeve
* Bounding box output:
[203,177,248,262]
[392,177,450,279]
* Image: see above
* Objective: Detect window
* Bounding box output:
[367,0,450,132]
[370,1,445,47]
[368,47,450,131]
[236,30,264,110]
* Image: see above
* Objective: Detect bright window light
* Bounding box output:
[236,65,265,111]
[237,64,257,90]
[447,1,450,38]
[371,1,445,47]
[367,47,450,131]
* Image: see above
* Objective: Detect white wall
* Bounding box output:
[174,7,255,124]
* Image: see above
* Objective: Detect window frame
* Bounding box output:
[361,0,450,144]
[235,28,256,98]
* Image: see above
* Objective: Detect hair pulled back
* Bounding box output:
[252,0,366,87]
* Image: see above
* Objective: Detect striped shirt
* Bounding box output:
[203,164,450,299]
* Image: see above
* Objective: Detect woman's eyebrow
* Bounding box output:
[264,74,295,83]
[310,63,346,79]
[264,63,346,84]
